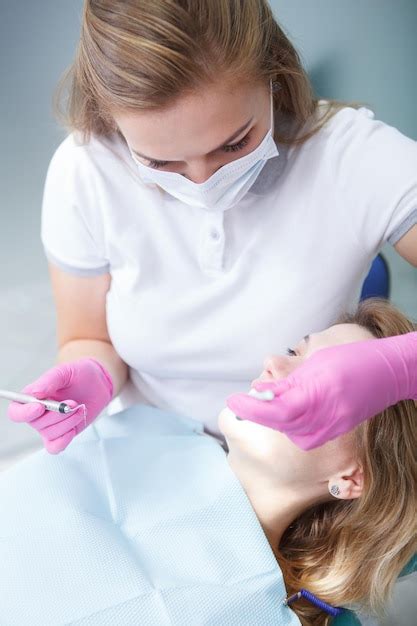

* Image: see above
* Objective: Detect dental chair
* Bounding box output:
[333,555,417,625]
[360,254,390,301]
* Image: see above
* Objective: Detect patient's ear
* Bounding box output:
[328,464,364,500]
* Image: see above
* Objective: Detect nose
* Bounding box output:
[184,159,220,184]
[263,355,295,380]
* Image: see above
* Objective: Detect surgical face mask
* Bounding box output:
[129,83,279,211]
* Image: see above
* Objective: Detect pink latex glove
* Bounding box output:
[227,332,417,450]
[7,358,113,454]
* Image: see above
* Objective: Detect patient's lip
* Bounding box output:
[250,371,274,386]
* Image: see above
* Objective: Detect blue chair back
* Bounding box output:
[360,254,390,300]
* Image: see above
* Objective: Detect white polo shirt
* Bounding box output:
[41,105,417,434]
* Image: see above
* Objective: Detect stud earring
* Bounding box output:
[330,484,341,497]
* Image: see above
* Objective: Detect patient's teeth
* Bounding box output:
[248,389,275,401]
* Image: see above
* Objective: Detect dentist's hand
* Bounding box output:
[7,358,113,454]
[226,332,417,450]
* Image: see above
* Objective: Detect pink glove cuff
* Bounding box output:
[84,358,114,401]
[378,331,417,403]
[404,331,417,400]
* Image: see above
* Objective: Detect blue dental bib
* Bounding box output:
[0,405,300,625]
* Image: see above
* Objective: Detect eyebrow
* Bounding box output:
[131,117,254,163]
[303,335,310,345]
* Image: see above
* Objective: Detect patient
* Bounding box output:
[218,298,417,624]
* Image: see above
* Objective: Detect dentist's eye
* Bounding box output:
[286,348,297,356]
[223,133,251,153]
[147,159,169,169]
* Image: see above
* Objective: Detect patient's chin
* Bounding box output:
[217,406,256,441]
[217,407,237,437]
[217,407,262,442]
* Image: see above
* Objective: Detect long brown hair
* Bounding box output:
[278,298,417,625]
[55,0,348,145]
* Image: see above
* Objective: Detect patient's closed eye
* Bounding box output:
[286,348,297,357]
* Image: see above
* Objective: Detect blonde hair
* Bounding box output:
[56,0,350,145]
[278,299,417,625]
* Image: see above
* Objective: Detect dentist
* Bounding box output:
[8,0,417,452]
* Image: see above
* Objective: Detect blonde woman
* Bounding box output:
[221,298,417,624]
[7,1,417,456]
[1,299,416,625]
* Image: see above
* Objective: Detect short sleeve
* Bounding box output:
[327,107,417,250]
[41,135,110,276]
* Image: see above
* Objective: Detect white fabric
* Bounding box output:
[41,105,417,434]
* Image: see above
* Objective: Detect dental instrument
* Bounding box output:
[0,389,75,414]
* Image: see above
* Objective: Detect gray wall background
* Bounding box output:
[274,0,417,139]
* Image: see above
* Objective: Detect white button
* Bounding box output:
[210,228,220,241]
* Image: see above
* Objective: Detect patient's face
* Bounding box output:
[218,323,374,481]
